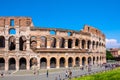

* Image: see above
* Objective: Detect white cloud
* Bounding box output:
[106,39,120,48]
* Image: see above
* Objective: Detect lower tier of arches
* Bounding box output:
[0,54,106,71]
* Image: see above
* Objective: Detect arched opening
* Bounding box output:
[51,37,56,48]
[0,36,5,48]
[87,40,91,49]
[9,58,16,70]
[82,40,85,49]
[50,30,56,35]
[68,32,72,36]
[19,58,26,70]
[0,58,5,70]
[68,57,73,67]
[40,58,47,69]
[30,57,37,69]
[92,41,95,49]
[9,36,16,50]
[30,36,37,49]
[96,56,99,64]
[68,39,72,48]
[40,36,47,48]
[60,38,65,48]
[50,57,56,68]
[88,57,92,65]
[82,57,86,66]
[19,36,26,51]
[93,57,95,65]
[75,57,80,67]
[75,39,79,47]
[60,57,65,67]
[9,28,16,34]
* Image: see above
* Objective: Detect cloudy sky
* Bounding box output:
[0,0,120,48]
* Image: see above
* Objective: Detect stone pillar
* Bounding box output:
[72,39,75,49]
[16,37,19,51]
[37,40,40,48]
[27,59,30,70]
[16,58,19,70]
[56,38,60,48]
[5,58,8,71]
[5,25,9,35]
[85,40,87,49]
[80,57,82,66]
[90,42,92,50]
[85,57,88,66]
[47,37,50,48]
[79,39,82,49]
[26,38,30,51]
[5,37,9,51]
[65,39,68,49]
[37,58,40,69]
[73,57,75,67]
[56,57,59,68]
[47,58,50,69]
[65,57,68,68]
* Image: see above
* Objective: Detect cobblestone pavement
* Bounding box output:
[0,65,111,80]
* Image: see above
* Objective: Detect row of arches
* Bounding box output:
[0,56,104,70]
[30,36,105,49]
[0,36,26,51]
[0,36,105,50]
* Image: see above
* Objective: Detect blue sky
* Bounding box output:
[0,0,120,48]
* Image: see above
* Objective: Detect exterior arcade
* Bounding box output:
[0,17,106,71]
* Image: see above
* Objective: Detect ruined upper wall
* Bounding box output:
[0,17,33,27]
[83,25,105,39]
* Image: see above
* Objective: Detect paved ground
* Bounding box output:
[0,65,112,80]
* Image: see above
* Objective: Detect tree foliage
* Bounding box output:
[106,50,114,60]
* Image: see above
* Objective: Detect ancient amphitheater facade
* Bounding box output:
[0,17,106,71]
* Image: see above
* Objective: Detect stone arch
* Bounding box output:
[60,37,65,48]
[40,36,47,48]
[59,57,65,67]
[9,36,16,50]
[96,56,99,64]
[19,36,26,51]
[50,57,56,68]
[30,57,37,69]
[30,36,37,49]
[50,30,56,35]
[96,41,99,49]
[50,37,56,48]
[9,28,16,35]
[87,40,91,49]
[0,36,5,48]
[68,57,73,67]
[82,39,86,49]
[0,58,5,70]
[82,57,86,66]
[88,57,92,65]
[68,39,72,48]
[9,58,16,70]
[75,39,79,47]
[19,57,26,70]
[75,57,80,67]
[40,57,47,69]
[92,41,95,49]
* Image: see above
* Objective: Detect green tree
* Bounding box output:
[106,50,114,60]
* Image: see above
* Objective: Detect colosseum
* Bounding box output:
[0,17,106,71]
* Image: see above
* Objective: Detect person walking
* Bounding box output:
[46,70,48,77]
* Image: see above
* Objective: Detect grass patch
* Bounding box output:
[72,68,120,80]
